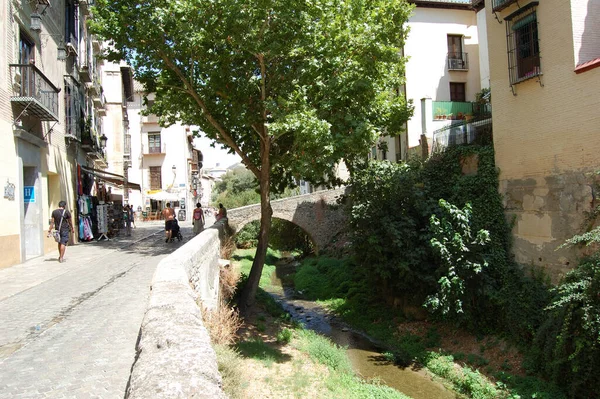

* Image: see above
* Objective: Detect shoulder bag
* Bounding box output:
[53,209,66,243]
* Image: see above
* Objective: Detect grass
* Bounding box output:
[291,255,567,399]
[236,337,287,367]
[219,248,415,398]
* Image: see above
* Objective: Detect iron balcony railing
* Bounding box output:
[492,0,518,12]
[10,64,60,121]
[431,117,493,154]
[447,52,469,70]
[433,101,492,121]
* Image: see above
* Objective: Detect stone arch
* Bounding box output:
[231,216,318,252]
[226,188,348,252]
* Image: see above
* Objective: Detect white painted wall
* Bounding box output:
[571,0,600,67]
[404,7,481,149]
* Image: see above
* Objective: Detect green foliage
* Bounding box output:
[269,219,314,255]
[426,199,490,318]
[236,337,284,366]
[425,353,500,399]
[530,255,600,398]
[295,329,353,373]
[92,0,414,190]
[276,328,293,344]
[348,145,552,339]
[235,221,260,248]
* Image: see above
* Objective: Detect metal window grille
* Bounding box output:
[65,76,83,140]
[506,5,541,86]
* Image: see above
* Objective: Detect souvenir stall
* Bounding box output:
[76,165,99,242]
[78,165,141,240]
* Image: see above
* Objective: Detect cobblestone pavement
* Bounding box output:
[0,221,197,399]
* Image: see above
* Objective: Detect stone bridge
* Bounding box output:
[226,187,348,251]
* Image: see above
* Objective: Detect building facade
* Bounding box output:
[370,0,489,162]
[1,0,106,268]
[107,87,204,221]
[486,0,600,280]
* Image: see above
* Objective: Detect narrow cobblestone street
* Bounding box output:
[0,221,196,399]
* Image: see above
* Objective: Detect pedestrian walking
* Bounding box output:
[192,203,205,235]
[47,200,74,263]
[124,205,133,236]
[130,205,137,229]
[162,202,176,242]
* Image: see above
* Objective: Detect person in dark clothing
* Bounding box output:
[47,200,74,263]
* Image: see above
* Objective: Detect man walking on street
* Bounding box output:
[162,202,176,243]
[47,200,74,263]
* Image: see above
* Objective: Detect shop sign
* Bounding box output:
[24,186,35,203]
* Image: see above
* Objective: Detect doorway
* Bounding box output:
[22,166,43,259]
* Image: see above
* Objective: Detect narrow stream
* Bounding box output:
[268,259,456,399]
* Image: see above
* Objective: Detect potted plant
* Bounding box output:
[465,113,473,121]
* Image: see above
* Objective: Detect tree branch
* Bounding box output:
[156,48,261,177]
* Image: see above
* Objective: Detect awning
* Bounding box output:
[80,165,141,191]
[146,190,181,201]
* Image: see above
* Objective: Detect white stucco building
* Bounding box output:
[1,0,106,267]
[373,0,489,161]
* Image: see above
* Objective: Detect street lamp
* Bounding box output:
[99,134,108,149]
[172,165,177,174]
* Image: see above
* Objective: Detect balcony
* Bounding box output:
[447,52,469,71]
[492,0,518,12]
[432,117,493,154]
[92,91,106,109]
[92,37,102,55]
[142,114,160,124]
[10,64,60,121]
[79,65,92,83]
[81,127,98,151]
[433,101,491,121]
[142,143,167,156]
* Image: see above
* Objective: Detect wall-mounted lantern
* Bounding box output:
[57,41,67,61]
[99,134,108,148]
[30,13,42,31]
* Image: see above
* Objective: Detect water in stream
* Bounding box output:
[268,260,456,399]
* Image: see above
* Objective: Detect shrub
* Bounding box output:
[531,255,600,398]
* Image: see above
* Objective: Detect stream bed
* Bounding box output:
[267,260,456,399]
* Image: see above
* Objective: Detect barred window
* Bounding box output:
[506,3,541,85]
[65,76,84,140]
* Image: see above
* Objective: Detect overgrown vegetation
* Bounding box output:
[348,145,552,338]
[294,256,566,399]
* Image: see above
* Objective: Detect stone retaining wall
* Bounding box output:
[126,224,227,399]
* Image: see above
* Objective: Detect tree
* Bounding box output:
[91,0,414,313]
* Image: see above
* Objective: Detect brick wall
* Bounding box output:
[486,0,600,280]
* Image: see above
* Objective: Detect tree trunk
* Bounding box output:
[238,138,272,315]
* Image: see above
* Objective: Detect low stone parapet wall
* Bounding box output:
[126,225,227,398]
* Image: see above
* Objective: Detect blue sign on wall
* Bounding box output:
[24,186,35,203]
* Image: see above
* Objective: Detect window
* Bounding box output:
[450,83,466,102]
[506,4,540,85]
[447,35,467,70]
[65,0,78,52]
[148,133,162,153]
[447,35,462,60]
[149,166,162,190]
[18,32,35,97]
[65,76,84,139]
